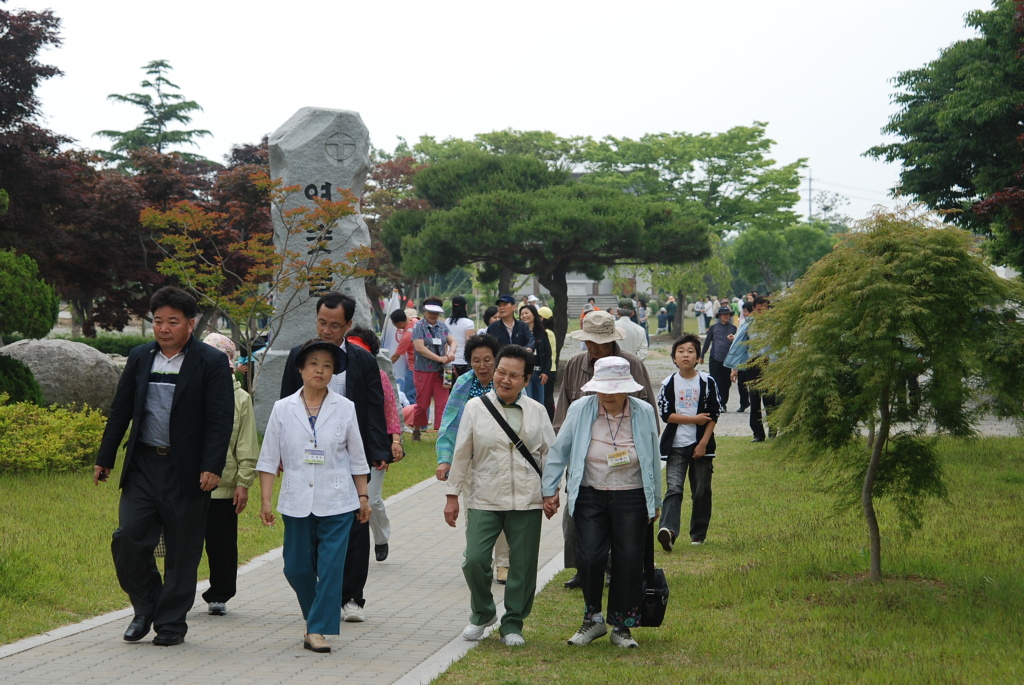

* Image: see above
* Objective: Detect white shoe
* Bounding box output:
[610,627,638,648]
[461,616,497,641]
[342,601,365,623]
[567,619,607,645]
[501,633,525,647]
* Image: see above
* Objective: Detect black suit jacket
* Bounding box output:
[280,342,391,466]
[486,320,535,350]
[96,337,235,497]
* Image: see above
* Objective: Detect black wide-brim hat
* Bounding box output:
[294,338,343,374]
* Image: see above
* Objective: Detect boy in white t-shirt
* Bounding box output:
[656,334,722,551]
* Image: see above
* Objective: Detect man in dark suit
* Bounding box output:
[485,294,535,350]
[280,291,390,622]
[95,286,234,646]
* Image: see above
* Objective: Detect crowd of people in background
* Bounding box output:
[93,284,776,654]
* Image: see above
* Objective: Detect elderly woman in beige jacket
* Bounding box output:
[443,345,555,648]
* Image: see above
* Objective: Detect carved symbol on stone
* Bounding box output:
[325,132,356,163]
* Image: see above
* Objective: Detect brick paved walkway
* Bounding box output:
[0,478,566,684]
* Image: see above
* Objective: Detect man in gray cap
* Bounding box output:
[614,299,648,361]
[552,309,657,588]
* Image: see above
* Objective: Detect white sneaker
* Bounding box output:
[610,627,638,648]
[501,633,525,647]
[567,619,607,645]
[461,616,497,641]
[342,601,365,623]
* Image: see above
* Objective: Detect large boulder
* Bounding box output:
[0,339,121,412]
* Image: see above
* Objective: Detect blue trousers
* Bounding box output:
[282,512,354,635]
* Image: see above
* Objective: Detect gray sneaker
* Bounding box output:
[610,626,638,648]
[567,619,607,646]
[208,602,227,616]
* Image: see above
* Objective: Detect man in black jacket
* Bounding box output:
[279,292,390,623]
[486,294,534,350]
[95,286,234,646]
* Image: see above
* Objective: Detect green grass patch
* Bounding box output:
[434,436,1024,684]
[0,433,440,645]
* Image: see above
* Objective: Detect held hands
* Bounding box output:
[543,493,560,519]
[444,494,459,527]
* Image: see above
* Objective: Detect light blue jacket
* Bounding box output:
[724,316,754,370]
[542,396,663,519]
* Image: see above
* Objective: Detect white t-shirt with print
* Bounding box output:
[672,372,701,448]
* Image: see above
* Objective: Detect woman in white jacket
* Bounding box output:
[257,339,371,654]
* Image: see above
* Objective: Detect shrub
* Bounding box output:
[0,393,107,472]
[56,334,151,357]
[0,356,44,405]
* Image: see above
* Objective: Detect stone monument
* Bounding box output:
[254,107,372,429]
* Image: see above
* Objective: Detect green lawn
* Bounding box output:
[0,435,439,645]
[433,436,1024,684]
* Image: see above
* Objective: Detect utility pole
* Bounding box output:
[807,169,813,219]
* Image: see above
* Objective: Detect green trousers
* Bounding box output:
[463,508,542,636]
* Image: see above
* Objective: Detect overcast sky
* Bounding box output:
[20,0,989,222]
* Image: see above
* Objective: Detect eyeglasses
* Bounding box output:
[494,368,524,381]
[317,319,345,331]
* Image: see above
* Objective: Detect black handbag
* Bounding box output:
[641,522,670,627]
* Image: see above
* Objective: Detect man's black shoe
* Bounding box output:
[751,437,765,443]
[375,543,389,562]
[736,406,747,412]
[122,615,152,642]
[564,574,582,589]
[152,631,185,646]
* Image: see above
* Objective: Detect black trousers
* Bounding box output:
[111,446,209,636]
[574,486,648,627]
[202,498,239,604]
[746,366,778,440]
[342,468,378,607]
[708,357,731,409]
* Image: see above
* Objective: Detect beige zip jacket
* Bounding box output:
[446,390,555,511]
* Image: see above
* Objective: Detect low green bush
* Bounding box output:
[0,393,106,472]
[56,334,151,357]
[0,356,43,405]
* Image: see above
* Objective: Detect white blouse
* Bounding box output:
[256,388,370,518]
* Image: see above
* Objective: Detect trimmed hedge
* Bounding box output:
[56,334,151,357]
[0,393,106,472]
[0,355,43,405]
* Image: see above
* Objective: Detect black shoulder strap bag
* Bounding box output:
[479,395,541,476]
[642,522,670,627]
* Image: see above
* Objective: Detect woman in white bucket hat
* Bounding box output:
[541,356,662,649]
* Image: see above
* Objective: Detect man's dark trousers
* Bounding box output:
[111,445,209,636]
[708,357,731,410]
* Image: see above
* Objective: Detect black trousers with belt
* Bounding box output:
[111,445,209,636]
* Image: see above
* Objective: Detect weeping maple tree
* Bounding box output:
[752,207,1024,582]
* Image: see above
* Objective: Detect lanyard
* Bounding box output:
[604,408,627,448]
[301,390,323,448]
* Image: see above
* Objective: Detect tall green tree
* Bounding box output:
[0,249,58,343]
[866,1,1024,268]
[754,207,1024,582]
[96,59,211,165]
[730,223,835,293]
[383,153,711,355]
